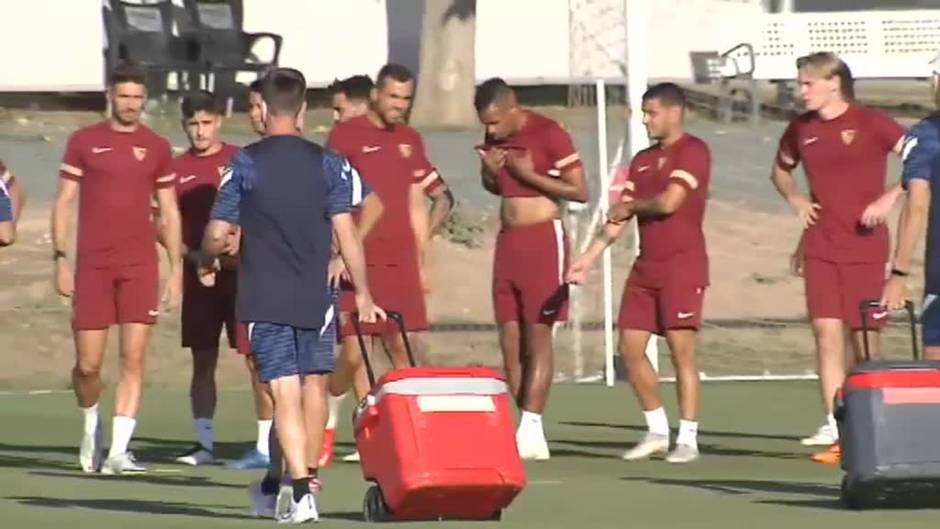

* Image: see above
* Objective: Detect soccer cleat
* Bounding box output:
[317,429,335,468]
[801,424,836,446]
[275,488,319,524]
[79,422,103,473]
[621,432,670,461]
[665,443,700,464]
[100,452,146,475]
[226,448,270,470]
[516,430,551,461]
[341,450,360,463]
[175,444,214,466]
[248,480,277,518]
[811,443,841,464]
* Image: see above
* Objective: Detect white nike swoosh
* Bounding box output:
[803,137,818,146]
[92,147,112,154]
[677,312,695,319]
[362,146,381,153]
[871,312,888,320]
[542,309,557,316]
[148,310,160,317]
[637,165,650,172]
[179,175,197,184]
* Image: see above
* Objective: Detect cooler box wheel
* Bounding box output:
[363,485,390,522]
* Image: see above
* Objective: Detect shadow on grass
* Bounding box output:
[10,496,256,520]
[560,421,802,443]
[551,438,806,461]
[621,476,843,510]
[29,470,244,490]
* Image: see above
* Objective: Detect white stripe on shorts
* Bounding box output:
[320,304,334,338]
[351,166,363,206]
[247,322,255,341]
[552,219,564,285]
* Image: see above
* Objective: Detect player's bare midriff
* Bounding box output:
[500,195,561,227]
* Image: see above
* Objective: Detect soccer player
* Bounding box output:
[163,91,244,466]
[475,78,587,460]
[567,83,709,464]
[881,52,940,359]
[201,67,383,523]
[771,52,905,464]
[247,78,266,136]
[329,74,373,123]
[53,63,183,474]
[325,64,453,462]
[0,160,26,247]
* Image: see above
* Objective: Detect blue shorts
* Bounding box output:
[248,291,338,382]
[922,294,940,347]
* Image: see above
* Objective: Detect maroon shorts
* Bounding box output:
[805,258,887,330]
[72,263,159,331]
[617,280,706,335]
[181,269,243,351]
[338,259,428,338]
[493,220,569,324]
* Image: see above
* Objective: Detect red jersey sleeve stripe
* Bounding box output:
[554,152,580,169]
[669,169,699,190]
[416,169,441,190]
[156,173,177,184]
[776,150,796,169]
[60,163,83,177]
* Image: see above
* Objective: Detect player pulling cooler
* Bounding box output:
[882,50,940,359]
[53,63,184,475]
[475,78,588,460]
[568,83,710,464]
[200,68,384,523]
[771,52,906,464]
[0,160,26,247]
[325,64,453,463]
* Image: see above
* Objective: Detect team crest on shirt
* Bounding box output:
[841,129,856,146]
[398,143,413,159]
[132,146,148,161]
[657,157,666,170]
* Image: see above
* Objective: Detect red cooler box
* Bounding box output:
[351,314,527,522]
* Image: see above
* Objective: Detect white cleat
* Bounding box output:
[79,422,103,473]
[621,433,670,461]
[341,450,360,463]
[248,480,277,518]
[175,445,215,466]
[100,452,147,475]
[800,424,835,446]
[516,431,551,461]
[276,489,319,524]
[665,443,700,464]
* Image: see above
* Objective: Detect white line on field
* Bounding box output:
[529,480,563,485]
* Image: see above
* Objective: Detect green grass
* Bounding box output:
[1,382,938,528]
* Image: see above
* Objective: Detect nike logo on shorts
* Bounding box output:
[637,165,650,172]
[542,308,557,317]
[871,311,888,320]
[362,145,381,153]
[677,312,695,319]
[92,147,112,154]
[148,309,160,317]
[179,174,197,184]
[803,137,818,146]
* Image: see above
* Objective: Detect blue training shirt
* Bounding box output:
[0,179,11,223]
[901,115,940,294]
[209,135,369,329]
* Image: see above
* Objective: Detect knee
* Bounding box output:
[192,351,219,376]
[73,359,102,379]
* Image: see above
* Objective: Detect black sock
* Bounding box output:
[260,474,279,496]
[307,467,318,478]
[292,477,311,502]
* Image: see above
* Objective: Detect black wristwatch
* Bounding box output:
[52,250,67,261]
[891,268,909,278]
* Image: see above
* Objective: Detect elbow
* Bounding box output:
[571,189,589,204]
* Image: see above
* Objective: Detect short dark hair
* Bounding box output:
[108,62,146,87]
[261,68,307,116]
[248,78,264,95]
[341,75,374,101]
[376,63,413,88]
[642,82,686,108]
[181,90,223,119]
[474,77,514,112]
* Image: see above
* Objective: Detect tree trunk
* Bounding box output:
[409,0,477,128]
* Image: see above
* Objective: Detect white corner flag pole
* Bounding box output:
[596,79,616,388]
[625,0,658,376]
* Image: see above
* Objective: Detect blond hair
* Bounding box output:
[796,52,855,101]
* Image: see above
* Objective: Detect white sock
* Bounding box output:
[827,413,839,441]
[676,419,699,448]
[81,403,99,435]
[518,411,544,437]
[256,419,273,456]
[326,393,347,430]
[643,407,670,436]
[108,416,136,458]
[194,418,214,452]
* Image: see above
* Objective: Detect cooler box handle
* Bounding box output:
[859,299,919,361]
[351,311,417,387]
